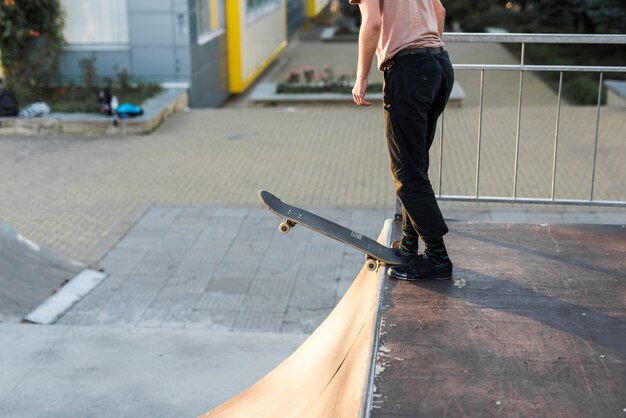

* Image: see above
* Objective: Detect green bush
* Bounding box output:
[79,56,98,89]
[564,75,606,105]
[445,0,625,105]
[41,83,163,113]
[0,0,65,100]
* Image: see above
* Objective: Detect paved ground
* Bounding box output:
[0,323,306,418]
[57,205,388,334]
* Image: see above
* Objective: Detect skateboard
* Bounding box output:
[258,190,407,271]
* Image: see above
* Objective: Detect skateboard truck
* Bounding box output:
[365,256,380,272]
[279,219,297,234]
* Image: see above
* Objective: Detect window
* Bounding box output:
[246,0,280,23]
[63,0,129,45]
[196,0,225,44]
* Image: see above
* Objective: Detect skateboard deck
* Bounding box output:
[258,190,407,271]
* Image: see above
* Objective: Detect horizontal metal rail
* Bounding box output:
[453,64,626,73]
[432,33,626,208]
[438,196,626,207]
[443,33,626,44]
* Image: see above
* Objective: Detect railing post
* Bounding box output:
[512,42,526,199]
[435,33,626,207]
[551,71,564,201]
[475,69,485,198]
[590,72,604,202]
[437,112,445,197]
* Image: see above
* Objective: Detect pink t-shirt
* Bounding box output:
[350,0,444,69]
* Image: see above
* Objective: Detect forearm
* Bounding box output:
[434,0,445,38]
[356,9,381,80]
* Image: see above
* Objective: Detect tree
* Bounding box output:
[530,0,626,33]
[0,0,65,96]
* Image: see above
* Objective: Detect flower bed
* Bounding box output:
[277,65,382,95]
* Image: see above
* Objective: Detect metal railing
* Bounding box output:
[435,33,626,207]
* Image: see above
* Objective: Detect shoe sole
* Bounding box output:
[386,268,452,281]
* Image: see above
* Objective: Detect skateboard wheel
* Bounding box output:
[279,221,291,234]
[366,259,378,272]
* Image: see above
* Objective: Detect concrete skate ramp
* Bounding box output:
[200,223,391,417]
[0,223,84,321]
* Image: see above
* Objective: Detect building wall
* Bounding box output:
[187,0,230,107]
[240,5,287,81]
[58,0,309,107]
[227,0,287,93]
[127,0,191,83]
[60,0,191,84]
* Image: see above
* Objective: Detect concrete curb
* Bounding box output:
[0,88,188,137]
[250,82,464,106]
[24,269,107,325]
[250,82,383,105]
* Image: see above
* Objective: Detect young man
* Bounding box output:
[350,0,454,280]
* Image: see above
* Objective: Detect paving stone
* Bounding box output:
[151,235,198,250]
[223,240,270,258]
[249,278,294,296]
[233,310,284,333]
[242,294,290,313]
[173,262,218,278]
[123,227,169,240]
[116,236,157,250]
[194,292,246,311]
[214,208,251,218]
[214,262,260,279]
[297,265,343,282]
[185,308,239,330]
[255,263,300,280]
[179,248,226,265]
[207,277,253,294]
[130,256,179,276]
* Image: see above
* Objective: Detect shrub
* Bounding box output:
[78,56,98,89]
[0,0,65,102]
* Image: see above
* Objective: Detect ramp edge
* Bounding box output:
[360,218,393,418]
[23,269,108,324]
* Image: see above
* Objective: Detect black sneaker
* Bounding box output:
[391,240,419,260]
[387,254,453,281]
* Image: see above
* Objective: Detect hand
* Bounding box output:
[352,77,372,106]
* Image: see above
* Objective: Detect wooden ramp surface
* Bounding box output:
[199,226,390,417]
[374,223,626,417]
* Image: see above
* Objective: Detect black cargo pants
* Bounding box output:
[382,49,454,240]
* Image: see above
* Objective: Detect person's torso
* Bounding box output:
[377,0,443,69]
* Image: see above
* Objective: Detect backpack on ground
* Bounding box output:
[0,90,18,117]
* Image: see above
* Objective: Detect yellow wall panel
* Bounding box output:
[227,0,288,93]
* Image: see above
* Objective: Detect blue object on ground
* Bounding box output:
[117,103,143,118]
